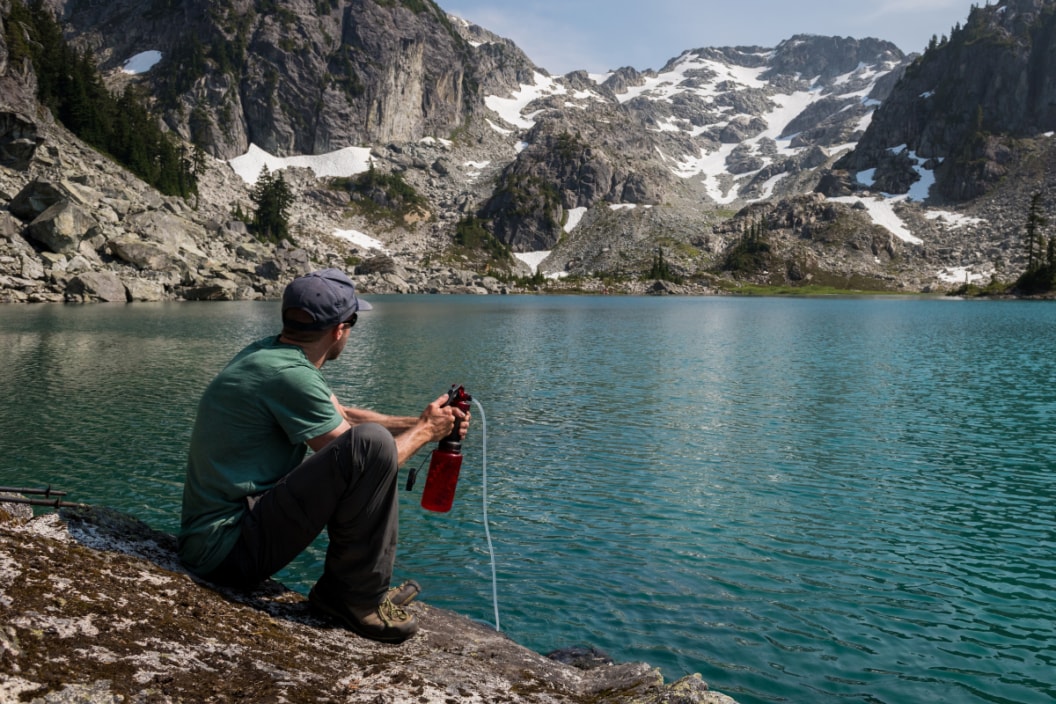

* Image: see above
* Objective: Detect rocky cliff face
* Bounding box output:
[0,501,737,703]
[49,0,502,160]
[837,0,1056,200]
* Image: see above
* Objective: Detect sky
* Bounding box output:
[441,0,982,75]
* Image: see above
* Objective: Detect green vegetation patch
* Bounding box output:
[449,216,512,268]
[715,282,906,297]
[331,166,429,226]
[721,223,774,276]
[492,173,561,220]
[949,279,1011,297]
[374,0,436,15]
[327,50,366,102]
[647,246,682,283]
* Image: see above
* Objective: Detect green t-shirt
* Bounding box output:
[178,336,343,575]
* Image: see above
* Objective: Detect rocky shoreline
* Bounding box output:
[0,500,738,703]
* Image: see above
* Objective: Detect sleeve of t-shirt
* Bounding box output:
[263,363,344,444]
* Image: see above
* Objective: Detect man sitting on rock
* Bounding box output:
[178,268,468,643]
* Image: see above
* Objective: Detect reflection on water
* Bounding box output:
[1,296,1054,704]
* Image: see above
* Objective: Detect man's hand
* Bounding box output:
[393,393,471,466]
[418,393,471,442]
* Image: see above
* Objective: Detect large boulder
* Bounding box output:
[0,111,44,170]
[26,200,99,255]
[124,210,209,267]
[107,237,188,274]
[8,178,102,222]
[9,179,67,222]
[355,255,403,276]
[182,277,239,301]
[125,276,171,302]
[0,211,22,239]
[66,270,128,302]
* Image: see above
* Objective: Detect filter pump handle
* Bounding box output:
[438,385,471,451]
[441,384,472,411]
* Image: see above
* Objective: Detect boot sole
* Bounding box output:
[309,590,418,644]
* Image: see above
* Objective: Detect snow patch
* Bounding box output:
[858,168,877,186]
[485,71,567,130]
[333,229,388,254]
[564,207,587,232]
[925,210,985,230]
[830,195,923,244]
[937,265,993,285]
[486,119,514,136]
[419,136,452,149]
[514,251,550,273]
[463,160,490,182]
[840,147,949,242]
[122,50,162,74]
[229,144,372,184]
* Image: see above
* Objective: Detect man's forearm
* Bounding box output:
[338,392,464,467]
[393,422,436,467]
[341,405,418,433]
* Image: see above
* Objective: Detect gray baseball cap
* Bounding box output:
[281,268,372,330]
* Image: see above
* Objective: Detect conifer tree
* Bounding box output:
[1025,192,1047,272]
[7,0,197,199]
[250,167,294,243]
[648,246,682,283]
[1014,192,1054,294]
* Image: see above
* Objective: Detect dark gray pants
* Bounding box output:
[205,423,399,603]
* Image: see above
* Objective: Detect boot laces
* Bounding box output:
[378,598,409,625]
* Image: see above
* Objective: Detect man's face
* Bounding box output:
[326,319,355,361]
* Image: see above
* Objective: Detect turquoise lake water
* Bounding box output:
[1,295,1053,704]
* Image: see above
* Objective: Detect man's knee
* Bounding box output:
[347,422,398,471]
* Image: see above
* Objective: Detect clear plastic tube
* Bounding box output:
[473,397,500,631]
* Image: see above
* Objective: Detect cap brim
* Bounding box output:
[356,298,373,311]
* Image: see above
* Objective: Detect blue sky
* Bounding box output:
[441,1,981,74]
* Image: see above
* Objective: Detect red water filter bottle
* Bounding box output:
[420,385,472,512]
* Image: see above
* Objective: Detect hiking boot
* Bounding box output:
[386,579,421,607]
[309,583,419,644]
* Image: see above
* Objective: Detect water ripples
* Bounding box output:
[2,297,1054,704]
